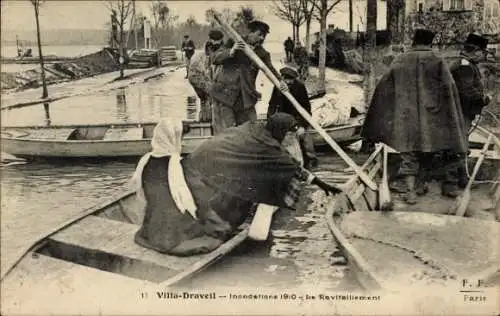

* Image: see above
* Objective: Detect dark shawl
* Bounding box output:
[184,119,301,208]
[361,48,468,153]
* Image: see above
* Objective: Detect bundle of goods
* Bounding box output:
[160,46,178,65]
[128,49,161,68]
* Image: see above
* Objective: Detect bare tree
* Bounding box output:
[300,0,315,52]
[386,0,405,44]
[308,0,342,92]
[272,0,304,42]
[30,0,48,99]
[205,8,236,27]
[151,0,177,47]
[106,0,133,79]
[364,0,377,105]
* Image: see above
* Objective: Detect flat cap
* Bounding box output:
[208,29,224,40]
[248,20,270,35]
[465,33,489,50]
[280,66,298,79]
[412,29,435,46]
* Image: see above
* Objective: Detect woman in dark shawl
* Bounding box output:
[132,114,340,257]
[183,113,340,222]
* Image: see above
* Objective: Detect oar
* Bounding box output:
[379,144,392,211]
[450,134,493,217]
[248,203,280,241]
[213,13,377,192]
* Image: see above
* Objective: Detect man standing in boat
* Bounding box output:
[209,20,289,135]
[361,29,468,204]
[188,29,225,122]
[449,33,491,188]
[267,66,318,169]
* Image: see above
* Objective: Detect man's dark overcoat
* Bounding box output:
[209,40,281,110]
[361,47,468,153]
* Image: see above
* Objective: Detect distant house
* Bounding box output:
[404,0,499,46]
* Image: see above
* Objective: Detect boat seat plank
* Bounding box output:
[16,128,76,140]
[45,215,205,282]
[103,127,144,141]
[47,215,204,276]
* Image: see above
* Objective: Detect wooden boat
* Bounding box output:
[325,126,500,292]
[0,116,364,160]
[0,188,250,290]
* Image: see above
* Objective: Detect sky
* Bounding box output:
[1,0,386,42]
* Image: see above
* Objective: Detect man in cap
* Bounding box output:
[188,29,225,122]
[361,28,467,204]
[181,35,196,78]
[449,33,491,188]
[267,66,318,168]
[209,20,289,135]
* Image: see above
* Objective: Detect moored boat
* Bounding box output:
[0,117,365,160]
[0,189,250,289]
[325,126,500,292]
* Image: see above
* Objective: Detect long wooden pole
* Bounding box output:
[213,13,377,191]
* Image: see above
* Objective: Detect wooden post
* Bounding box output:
[186,96,198,121]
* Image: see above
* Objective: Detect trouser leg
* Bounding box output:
[299,128,317,168]
[234,106,257,126]
[399,152,419,204]
[211,100,236,135]
[442,151,462,198]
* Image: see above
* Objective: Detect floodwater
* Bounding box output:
[1,74,191,126]
[1,67,362,294]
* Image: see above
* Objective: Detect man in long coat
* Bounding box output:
[188,29,225,122]
[209,20,288,135]
[449,33,491,188]
[361,29,468,204]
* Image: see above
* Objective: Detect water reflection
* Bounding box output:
[43,102,51,126]
[1,75,188,127]
[115,88,129,122]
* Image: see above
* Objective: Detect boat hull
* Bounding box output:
[1,117,365,159]
[325,129,500,293]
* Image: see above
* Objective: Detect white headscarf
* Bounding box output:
[130,118,198,219]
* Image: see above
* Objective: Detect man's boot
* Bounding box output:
[403,175,417,205]
[442,154,462,198]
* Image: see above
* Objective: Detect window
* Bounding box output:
[493,2,499,17]
[450,0,465,10]
[443,0,472,11]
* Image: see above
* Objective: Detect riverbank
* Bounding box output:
[0,48,183,94]
[0,65,184,111]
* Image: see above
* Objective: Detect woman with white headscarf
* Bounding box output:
[131,118,232,256]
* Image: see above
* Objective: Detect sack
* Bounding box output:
[311,94,351,128]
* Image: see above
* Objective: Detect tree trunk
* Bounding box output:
[119,28,125,79]
[296,25,300,43]
[305,18,311,53]
[34,5,48,99]
[318,12,327,93]
[292,25,296,43]
[349,0,353,33]
[363,0,377,107]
